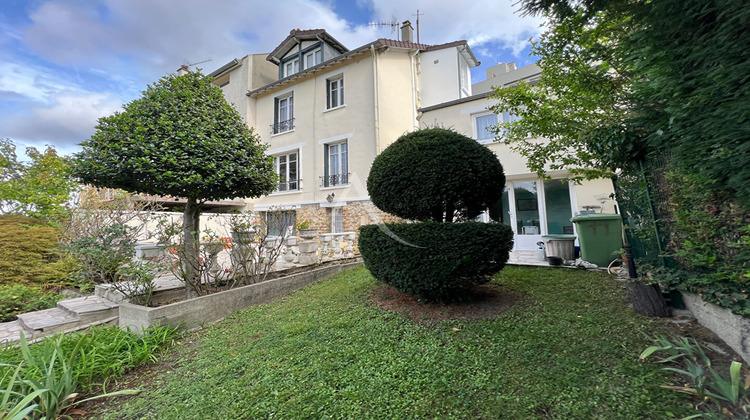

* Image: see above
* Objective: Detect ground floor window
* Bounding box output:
[331,207,344,233]
[266,211,296,237]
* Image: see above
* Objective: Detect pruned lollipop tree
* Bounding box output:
[360,128,514,301]
[73,71,276,297]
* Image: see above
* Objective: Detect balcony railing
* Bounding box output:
[275,180,299,192]
[271,118,294,134]
[319,173,349,187]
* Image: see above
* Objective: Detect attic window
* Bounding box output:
[304,48,323,69]
[283,58,300,77]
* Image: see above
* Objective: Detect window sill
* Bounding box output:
[271,129,295,138]
[323,104,346,114]
[319,185,349,191]
[269,189,302,196]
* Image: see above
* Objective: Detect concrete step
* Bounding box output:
[58,296,119,323]
[0,320,31,345]
[17,307,80,335]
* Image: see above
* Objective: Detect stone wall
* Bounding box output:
[297,200,403,237]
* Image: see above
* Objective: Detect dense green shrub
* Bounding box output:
[358,222,513,300]
[0,215,73,287]
[367,128,506,222]
[642,170,750,315]
[0,284,65,322]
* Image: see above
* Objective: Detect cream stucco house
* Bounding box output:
[208,23,616,251]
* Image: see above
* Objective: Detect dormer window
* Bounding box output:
[283,58,300,78]
[304,48,323,69]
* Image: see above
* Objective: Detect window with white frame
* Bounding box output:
[283,58,300,77]
[326,76,344,109]
[475,113,498,141]
[273,94,294,134]
[273,151,298,192]
[304,48,323,69]
[331,208,344,233]
[322,141,348,187]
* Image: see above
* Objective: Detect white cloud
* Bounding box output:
[363,0,543,54]
[5,0,544,153]
[0,91,121,147]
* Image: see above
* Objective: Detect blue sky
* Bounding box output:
[0,0,543,157]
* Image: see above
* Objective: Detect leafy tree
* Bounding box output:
[0,138,77,221]
[367,127,506,222]
[73,71,276,296]
[500,0,750,206]
[490,1,642,182]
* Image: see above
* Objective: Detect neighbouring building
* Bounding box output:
[207,23,617,251]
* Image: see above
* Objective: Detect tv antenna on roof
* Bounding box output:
[368,16,400,40]
[184,58,213,69]
[413,9,423,44]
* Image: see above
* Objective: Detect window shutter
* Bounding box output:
[274,98,279,126]
[323,144,330,187]
[326,79,331,109]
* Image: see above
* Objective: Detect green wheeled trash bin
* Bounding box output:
[570,214,623,267]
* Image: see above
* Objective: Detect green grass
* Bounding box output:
[100,266,694,419]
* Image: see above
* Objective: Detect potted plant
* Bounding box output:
[296,218,317,239]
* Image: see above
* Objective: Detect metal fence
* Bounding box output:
[612,154,674,267]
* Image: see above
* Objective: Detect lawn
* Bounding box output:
[94,265,693,419]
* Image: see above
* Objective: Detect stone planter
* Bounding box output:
[298,228,318,240]
[682,292,750,364]
[119,261,362,334]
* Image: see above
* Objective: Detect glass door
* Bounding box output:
[512,181,543,250]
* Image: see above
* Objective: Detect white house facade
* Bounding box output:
[208,24,617,251]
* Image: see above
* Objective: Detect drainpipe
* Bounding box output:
[410,50,419,130]
[371,44,381,154]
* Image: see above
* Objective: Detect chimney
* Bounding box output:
[401,20,414,43]
[177,64,190,76]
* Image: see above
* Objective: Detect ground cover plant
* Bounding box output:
[92,266,695,419]
[0,325,179,419]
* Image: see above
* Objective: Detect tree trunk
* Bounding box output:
[183,198,201,299]
[626,281,669,317]
[624,243,669,317]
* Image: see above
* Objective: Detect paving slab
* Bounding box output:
[0,321,28,344]
[18,308,79,335]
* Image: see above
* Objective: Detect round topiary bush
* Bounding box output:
[367,127,506,222]
[361,127,513,301]
[358,222,514,300]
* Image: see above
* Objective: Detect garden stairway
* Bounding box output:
[0,296,119,345]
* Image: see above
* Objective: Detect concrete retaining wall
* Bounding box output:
[119,261,362,333]
[682,292,750,364]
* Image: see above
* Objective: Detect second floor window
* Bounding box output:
[475,113,498,141]
[274,152,298,192]
[322,142,348,187]
[327,77,344,109]
[273,95,294,134]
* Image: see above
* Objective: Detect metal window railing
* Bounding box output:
[275,180,299,192]
[271,118,294,134]
[319,173,349,187]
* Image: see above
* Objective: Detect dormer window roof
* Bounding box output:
[267,29,349,66]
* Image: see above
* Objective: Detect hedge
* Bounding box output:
[358,222,514,301]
